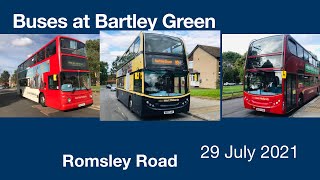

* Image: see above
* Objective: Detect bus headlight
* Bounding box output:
[273,100,281,106]
[67,98,71,103]
[90,94,93,98]
[146,101,155,107]
[182,99,189,105]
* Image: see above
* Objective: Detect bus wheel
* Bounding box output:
[128,97,133,112]
[298,94,304,107]
[39,93,46,107]
[116,92,120,101]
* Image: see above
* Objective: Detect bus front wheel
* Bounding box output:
[39,93,46,107]
[298,94,304,107]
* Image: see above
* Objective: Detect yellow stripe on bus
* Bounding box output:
[116,87,190,99]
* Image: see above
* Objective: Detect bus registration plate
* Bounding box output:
[255,108,265,112]
[164,110,174,114]
[78,103,86,107]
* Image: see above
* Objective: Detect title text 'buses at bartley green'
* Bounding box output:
[115,32,190,117]
[244,34,320,114]
[17,36,93,111]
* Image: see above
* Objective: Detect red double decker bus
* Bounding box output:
[244,35,320,114]
[17,36,93,110]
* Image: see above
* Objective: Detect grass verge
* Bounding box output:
[222,85,243,100]
[91,85,101,92]
[190,88,220,100]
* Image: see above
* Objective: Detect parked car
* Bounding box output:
[238,82,243,85]
[110,86,116,91]
[224,82,236,86]
[106,84,111,89]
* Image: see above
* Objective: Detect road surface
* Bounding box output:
[222,97,291,118]
[0,89,99,118]
[100,88,204,121]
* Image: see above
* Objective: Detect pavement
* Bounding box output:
[100,88,218,121]
[292,96,320,117]
[90,91,100,111]
[188,97,220,120]
[0,88,99,118]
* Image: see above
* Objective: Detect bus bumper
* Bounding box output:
[60,99,93,111]
[141,95,190,117]
[243,93,284,115]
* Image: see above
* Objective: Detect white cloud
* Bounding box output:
[222,34,278,55]
[11,37,33,47]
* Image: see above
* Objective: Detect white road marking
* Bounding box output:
[88,106,100,111]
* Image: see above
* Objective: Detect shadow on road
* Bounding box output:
[139,113,190,121]
[62,104,94,112]
[0,90,21,108]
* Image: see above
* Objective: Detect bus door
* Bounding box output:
[285,74,297,112]
[45,73,60,109]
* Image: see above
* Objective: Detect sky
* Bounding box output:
[0,34,99,74]
[222,34,320,58]
[100,30,220,69]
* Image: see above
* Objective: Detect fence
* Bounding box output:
[222,90,243,100]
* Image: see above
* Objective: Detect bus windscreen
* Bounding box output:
[60,72,91,92]
[144,70,188,97]
[244,71,282,96]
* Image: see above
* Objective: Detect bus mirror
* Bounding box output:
[282,71,287,79]
[53,74,57,81]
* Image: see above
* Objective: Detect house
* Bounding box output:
[188,45,220,89]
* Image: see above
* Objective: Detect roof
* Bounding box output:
[188,45,220,60]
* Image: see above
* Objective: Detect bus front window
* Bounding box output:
[144,70,188,97]
[245,71,282,96]
[60,72,91,92]
[145,33,184,55]
[60,38,86,56]
[248,35,284,56]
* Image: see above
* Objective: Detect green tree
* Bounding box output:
[234,52,247,83]
[10,70,17,87]
[110,56,121,75]
[223,66,235,83]
[86,39,100,86]
[100,61,108,85]
[0,70,10,87]
[222,51,242,64]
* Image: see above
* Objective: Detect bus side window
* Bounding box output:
[288,39,297,56]
[31,55,36,65]
[297,45,303,59]
[133,38,140,54]
[46,40,56,58]
[48,75,59,90]
[303,50,309,61]
[38,49,45,62]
